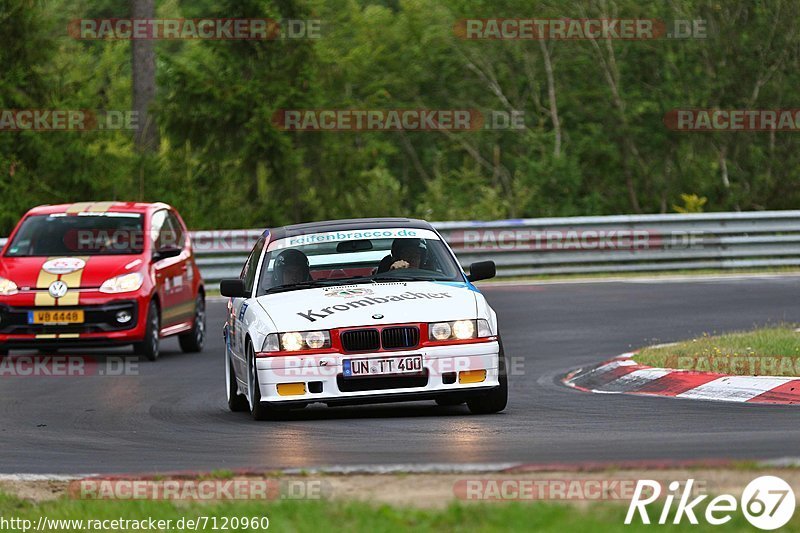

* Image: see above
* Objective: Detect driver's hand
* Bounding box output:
[390,260,410,270]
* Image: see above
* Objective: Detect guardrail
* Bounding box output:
[2,211,799,284]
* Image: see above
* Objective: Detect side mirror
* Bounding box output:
[466,260,496,282]
[153,247,182,262]
[220,279,249,298]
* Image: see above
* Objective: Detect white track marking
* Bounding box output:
[605,368,671,388]
[0,474,86,481]
[676,376,796,402]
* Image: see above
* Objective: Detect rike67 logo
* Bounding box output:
[626,476,795,530]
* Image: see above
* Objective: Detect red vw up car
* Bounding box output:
[0,201,205,360]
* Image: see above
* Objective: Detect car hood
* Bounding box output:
[256,281,479,331]
[0,255,144,289]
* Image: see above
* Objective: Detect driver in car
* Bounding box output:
[386,238,426,270]
[273,248,312,285]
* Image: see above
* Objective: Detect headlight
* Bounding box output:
[99,272,144,294]
[430,322,452,340]
[262,330,332,352]
[452,320,475,339]
[477,319,492,338]
[428,319,492,341]
[304,330,327,349]
[0,277,18,296]
[262,333,279,352]
[281,332,305,351]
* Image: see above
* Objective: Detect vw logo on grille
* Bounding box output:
[48,280,69,299]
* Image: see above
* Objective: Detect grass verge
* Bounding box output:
[635,325,800,376]
[0,492,794,532]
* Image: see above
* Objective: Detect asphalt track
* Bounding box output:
[2,276,800,474]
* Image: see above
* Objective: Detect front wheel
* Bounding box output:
[435,396,465,407]
[466,342,508,415]
[133,300,160,361]
[226,352,249,412]
[247,343,280,421]
[179,294,205,353]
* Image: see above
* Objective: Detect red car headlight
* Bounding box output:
[99,272,144,294]
[0,277,19,296]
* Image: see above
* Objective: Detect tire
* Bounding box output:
[179,294,206,353]
[467,340,508,415]
[435,396,465,406]
[247,342,281,421]
[133,300,160,361]
[226,352,249,412]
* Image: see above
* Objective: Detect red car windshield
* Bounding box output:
[5,213,145,256]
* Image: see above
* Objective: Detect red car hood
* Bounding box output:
[0,255,144,289]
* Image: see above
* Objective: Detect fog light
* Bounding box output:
[115,310,132,324]
[459,369,486,384]
[276,382,306,396]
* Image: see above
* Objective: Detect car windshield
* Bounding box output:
[256,228,463,295]
[5,213,145,256]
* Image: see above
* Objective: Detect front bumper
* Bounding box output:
[254,340,501,406]
[0,294,149,348]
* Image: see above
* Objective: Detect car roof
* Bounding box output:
[25,201,170,216]
[268,217,436,240]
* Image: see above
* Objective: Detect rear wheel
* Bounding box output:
[466,340,508,415]
[226,353,249,412]
[179,294,206,353]
[133,300,160,361]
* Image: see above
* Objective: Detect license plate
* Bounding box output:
[343,355,424,378]
[28,310,85,324]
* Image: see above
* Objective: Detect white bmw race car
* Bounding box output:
[220,218,507,420]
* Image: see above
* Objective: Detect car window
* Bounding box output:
[241,237,265,293]
[150,210,167,251]
[166,211,186,249]
[5,213,145,256]
[150,209,183,251]
[256,228,464,294]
